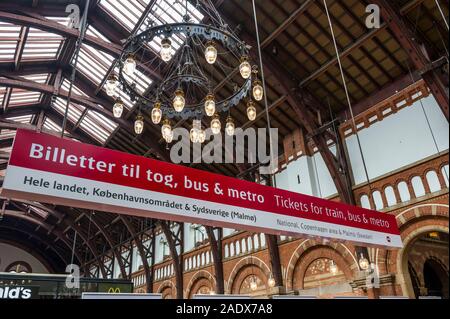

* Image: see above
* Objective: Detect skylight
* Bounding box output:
[99,0,150,31]
[76,44,115,85]
[0,22,21,62]
[80,108,118,143]
[5,114,33,124]
[22,27,64,61]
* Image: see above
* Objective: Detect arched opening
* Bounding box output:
[423,258,448,298]
[403,231,449,299]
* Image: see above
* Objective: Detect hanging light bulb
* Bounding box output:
[211,114,221,135]
[173,88,185,112]
[113,98,124,118]
[160,38,172,62]
[105,74,119,96]
[239,55,252,79]
[164,130,174,144]
[330,260,338,275]
[204,93,216,117]
[123,54,136,76]
[252,79,264,101]
[358,253,369,271]
[190,119,202,143]
[199,128,206,144]
[151,101,162,124]
[250,277,258,291]
[134,114,144,135]
[268,275,276,288]
[204,40,218,64]
[246,100,257,121]
[161,119,172,139]
[225,116,235,136]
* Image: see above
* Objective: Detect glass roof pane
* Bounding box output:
[0,129,16,139]
[9,89,42,106]
[0,22,21,61]
[22,27,64,61]
[5,114,33,124]
[99,0,149,31]
[76,44,115,85]
[52,97,85,123]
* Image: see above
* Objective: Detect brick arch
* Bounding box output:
[225,256,271,294]
[375,204,449,297]
[185,270,216,298]
[285,239,358,291]
[157,280,176,299]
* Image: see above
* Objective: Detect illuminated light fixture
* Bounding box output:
[161,119,172,139]
[204,93,216,116]
[160,38,172,62]
[209,290,216,295]
[268,275,276,288]
[204,40,218,64]
[239,55,251,79]
[173,88,186,112]
[358,253,369,271]
[134,114,144,135]
[164,130,174,144]
[113,98,124,118]
[210,114,221,135]
[123,54,136,76]
[329,260,338,275]
[190,119,205,144]
[151,101,162,124]
[252,79,264,101]
[105,74,119,96]
[246,100,257,121]
[429,232,440,239]
[225,116,235,136]
[250,277,258,291]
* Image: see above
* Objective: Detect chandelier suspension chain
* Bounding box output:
[61,0,90,138]
[252,0,277,187]
[323,0,373,193]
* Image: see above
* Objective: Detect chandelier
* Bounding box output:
[105,0,263,144]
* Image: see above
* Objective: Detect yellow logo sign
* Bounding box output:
[107,287,121,294]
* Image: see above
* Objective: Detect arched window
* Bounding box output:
[411,176,426,197]
[224,244,229,258]
[360,195,371,209]
[397,181,411,202]
[188,258,192,270]
[193,256,197,269]
[384,186,397,207]
[441,165,449,188]
[372,191,384,210]
[206,251,210,264]
[241,239,247,253]
[260,234,266,248]
[197,254,201,267]
[230,243,235,257]
[247,237,253,251]
[426,171,441,193]
[236,241,241,255]
[184,259,188,271]
[253,234,259,250]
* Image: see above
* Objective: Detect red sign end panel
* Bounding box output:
[1,129,402,249]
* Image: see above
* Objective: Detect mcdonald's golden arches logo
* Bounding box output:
[107,287,121,294]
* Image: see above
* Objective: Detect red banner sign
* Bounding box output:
[1,129,402,248]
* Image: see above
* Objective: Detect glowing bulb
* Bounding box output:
[247,100,257,121]
[161,119,172,139]
[123,54,136,76]
[173,89,185,112]
[330,261,338,275]
[250,278,258,291]
[205,41,217,64]
[211,114,221,135]
[358,254,369,271]
[239,56,251,79]
[160,38,172,62]
[164,130,174,144]
[151,101,162,124]
[105,74,118,97]
[198,128,206,144]
[113,98,124,118]
[204,94,216,117]
[225,116,235,136]
[253,80,264,101]
[134,115,144,135]
[190,119,202,143]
